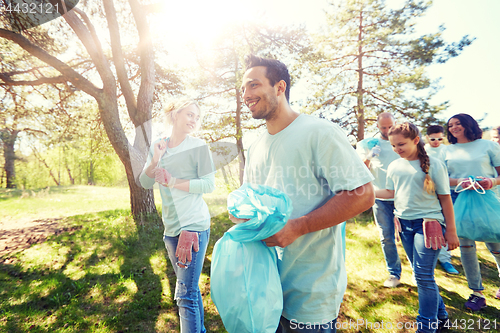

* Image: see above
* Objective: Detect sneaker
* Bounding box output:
[383,275,401,288]
[439,262,459,274]
[465,293,486,312]
[495,287,500,300]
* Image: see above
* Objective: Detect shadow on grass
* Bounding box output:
[3,206,497,333]
[0,209,178,332]
[343,215,500,333]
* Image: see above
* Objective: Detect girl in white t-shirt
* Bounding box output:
[376,122,459,333]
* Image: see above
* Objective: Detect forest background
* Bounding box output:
[1,0,499,204]
[1,1,500,332]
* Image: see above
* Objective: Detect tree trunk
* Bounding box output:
[63,146,74,184]
[32,146,60,186]
[0,5,159,220]
[235,70,245,185]
[356,9,365,141]
[87,160,94,185]
[96,92,158,220]
[125,166,157,224]
[67,167,75,185]
[2,129,18,188]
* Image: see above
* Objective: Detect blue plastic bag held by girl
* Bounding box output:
[211,183,293,333]
[454,176,500,243]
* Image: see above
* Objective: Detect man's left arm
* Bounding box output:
[263,182,375,247]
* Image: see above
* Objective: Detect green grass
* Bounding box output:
[342,215,500,332]
[1,186,499,332]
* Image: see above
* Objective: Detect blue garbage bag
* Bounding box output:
[454,185,500,243]
[211,183,293,333]
[359,137,380,150]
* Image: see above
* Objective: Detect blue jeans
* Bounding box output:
[276,316,337,333]
[437,245,451,264]
[164,229,209,333]
[373,200,401,279]
[450,191,500,291]
[399,218,447,333]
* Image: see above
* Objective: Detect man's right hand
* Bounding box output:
[263,219,302,248]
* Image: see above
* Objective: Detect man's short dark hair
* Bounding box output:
[427,125,444,135]
[244,54,291,102]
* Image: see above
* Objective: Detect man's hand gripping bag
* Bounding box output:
[211,183,293,333]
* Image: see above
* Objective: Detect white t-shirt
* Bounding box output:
[245,114,373,323]
[386,157,450,225]
[140,136,215,236]
[424,143,446,163]
[443,139,500,191]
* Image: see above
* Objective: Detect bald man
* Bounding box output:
[356,112,402,288]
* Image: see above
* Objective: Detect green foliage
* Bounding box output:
[188,20,311,142]
[15,144,125,189]
[10,100,127,189]
[304,0,474,141]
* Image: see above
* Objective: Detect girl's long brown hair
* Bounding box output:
[389,122,435,194]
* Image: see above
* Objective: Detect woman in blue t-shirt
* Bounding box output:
[140,99,215,333]
[376,122,459,333]
[443,113,500,312]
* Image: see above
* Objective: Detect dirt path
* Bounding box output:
[0,217,78,259]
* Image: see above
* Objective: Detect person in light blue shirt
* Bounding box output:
[424,125,447,163]
[240,54,375,333]
[424,124,459,275]
[356,112,402,288]
[376,122,459,333]
[140,99,215,333]
[444,113,500,312]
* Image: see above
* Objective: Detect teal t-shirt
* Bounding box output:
[386,157,450,225]
[139,136,215,236]
[245,114,374,323]
[443,139,500,191]
[424,143,446,163]
[356,136,399,200]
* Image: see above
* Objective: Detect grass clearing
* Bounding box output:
[1,186,499,332]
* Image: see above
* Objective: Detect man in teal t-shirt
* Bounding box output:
[356,113,401,288]
[240,54,375,333]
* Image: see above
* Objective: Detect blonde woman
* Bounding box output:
[140,99,215,333]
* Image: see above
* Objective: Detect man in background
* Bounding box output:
[356,113,401,288]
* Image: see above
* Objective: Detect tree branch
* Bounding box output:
[0,74,67,86]
[63,8,116,90]
[0,28,100,98]
[102,0,138,120]
[128,0,155,127]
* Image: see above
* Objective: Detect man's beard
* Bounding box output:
[252,93,279,121]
